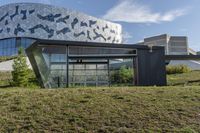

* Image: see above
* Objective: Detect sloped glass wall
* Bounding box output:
[32,45,67,88]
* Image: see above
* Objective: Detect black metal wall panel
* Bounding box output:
[136,47,166,86]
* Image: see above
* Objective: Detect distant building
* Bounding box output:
[136,34,200,70]
[138,34,190,55]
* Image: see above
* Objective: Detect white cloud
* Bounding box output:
[122,31,132,43]
[77,1,83,4]
[138,40,144,43]
[38,0,52,4]
[103,0,188,23]
[180,28,188,32]
[0,0,52,5]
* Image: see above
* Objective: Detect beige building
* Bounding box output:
[136,34,200,70]
[139,34,191,55]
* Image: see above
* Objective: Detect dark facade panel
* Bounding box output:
[136,47,166,86]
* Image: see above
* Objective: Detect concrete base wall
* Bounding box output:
[0,57,32,71]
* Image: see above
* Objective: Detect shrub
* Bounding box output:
[27,69,40,88]
[11,47,30,87]
[166,65,191,74]
[111,66,134,85]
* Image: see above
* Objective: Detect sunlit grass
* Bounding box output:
[0,86,200,132]
[1,70,200,132]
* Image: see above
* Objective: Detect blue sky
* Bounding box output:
[0,0,200,50]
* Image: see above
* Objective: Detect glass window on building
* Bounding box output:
[0,38,36,56]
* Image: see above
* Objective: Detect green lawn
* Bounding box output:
[0,72,12,88]
[2,70,200,87]
[0,87,200,132]
[1,71,200,132]
[167,70,200,86]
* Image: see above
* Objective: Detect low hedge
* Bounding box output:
[166,65,191,74]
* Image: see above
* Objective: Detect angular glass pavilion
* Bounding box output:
[26,40,166,88]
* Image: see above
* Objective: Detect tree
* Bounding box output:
[12,47,30,87]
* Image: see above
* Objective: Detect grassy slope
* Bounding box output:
[0,87,200,132]
[0,72,12,87]
[1,71,200,132]
[167,70,200,86]
[2,70,200,87]
[1,70,200,85]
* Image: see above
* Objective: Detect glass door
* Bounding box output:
[68,59,109,87]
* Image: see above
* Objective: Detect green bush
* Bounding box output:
[166,65,191,74]
[111,66,134,85]
[0,70,39,88]
[11,47,30,87]
[0,48,39,88]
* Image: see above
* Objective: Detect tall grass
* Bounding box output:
[0,71,12,87]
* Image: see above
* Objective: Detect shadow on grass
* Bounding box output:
[0,84,13,89]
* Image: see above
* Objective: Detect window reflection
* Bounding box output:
[0,38,35,56]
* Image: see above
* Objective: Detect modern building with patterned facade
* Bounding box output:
[0,3,122,56]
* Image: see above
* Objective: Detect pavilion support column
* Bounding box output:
[133,57,138,85]
[107,59,110,87]
[66,46,69,88]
